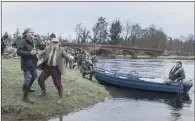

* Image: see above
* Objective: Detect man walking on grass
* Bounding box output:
[37,38,72,104]
[17,28,38,104]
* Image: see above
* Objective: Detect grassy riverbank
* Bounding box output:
[1,59,109,121]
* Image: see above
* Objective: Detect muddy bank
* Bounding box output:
[1,59,109,121]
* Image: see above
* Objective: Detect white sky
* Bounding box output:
[2,1,194,39]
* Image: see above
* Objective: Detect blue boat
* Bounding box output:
[94,68,193,94]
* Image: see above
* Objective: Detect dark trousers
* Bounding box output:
[38,66,62,89]
[65,58,68,67]
[83,70,95,80]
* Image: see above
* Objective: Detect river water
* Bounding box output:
[49,59,194,121]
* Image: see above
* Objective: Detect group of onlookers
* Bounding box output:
[2,28,98,105]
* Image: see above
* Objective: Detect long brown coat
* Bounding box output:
[37,45,69,75]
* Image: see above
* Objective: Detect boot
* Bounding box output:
[89,73,93,80]
[22,84,26,91]
[57,88,63,104]
[89,71,95,80]
[22,84,34,104]
[82,72,86,78]
[28,79,35,92]
[38,84,46,96]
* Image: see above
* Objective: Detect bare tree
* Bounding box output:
[75,23,82,43]
[130,23,142,46]
[123,20,132,45]
[80,28,90,43]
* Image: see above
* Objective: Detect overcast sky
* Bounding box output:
[2,2,194,39]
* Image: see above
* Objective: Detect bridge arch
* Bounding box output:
[137,51,155,57]
[89,48,113,56]
[114,49,137,57]
[63,44,163,57]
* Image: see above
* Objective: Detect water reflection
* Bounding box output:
[49,86,192,121]
[103,85,191,109]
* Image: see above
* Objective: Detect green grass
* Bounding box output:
[1,58,109,121]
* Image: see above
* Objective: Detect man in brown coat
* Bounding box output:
[37,38,71,104]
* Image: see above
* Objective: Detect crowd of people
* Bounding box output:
[1,28,97,104]
[1,31,98,68]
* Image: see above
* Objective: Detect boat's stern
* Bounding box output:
[181,79,193,93]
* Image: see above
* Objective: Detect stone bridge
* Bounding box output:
[62,43,164,58]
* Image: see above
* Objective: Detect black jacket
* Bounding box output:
[1,38,5,54]
[13,38,22,48]
[17,38,38,71]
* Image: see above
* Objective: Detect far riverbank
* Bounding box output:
[112,55,195,60]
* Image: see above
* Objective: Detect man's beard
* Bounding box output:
[53,43,59,48]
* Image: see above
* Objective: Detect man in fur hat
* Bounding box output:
[17,28,38,103]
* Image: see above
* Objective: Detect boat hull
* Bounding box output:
[94,70,184,94]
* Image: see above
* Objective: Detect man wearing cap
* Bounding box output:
[37,38,71,104]
[168,61,186,83]
[17,28,38,104]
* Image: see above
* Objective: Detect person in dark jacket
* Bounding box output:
[17,28,38,104]
[168,61,185,82]
[13,35,22,48]
[1,37,6,55]
[2,32,8,40]
[1,32,8,55]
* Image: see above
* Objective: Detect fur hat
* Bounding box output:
[22,28,32,39]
